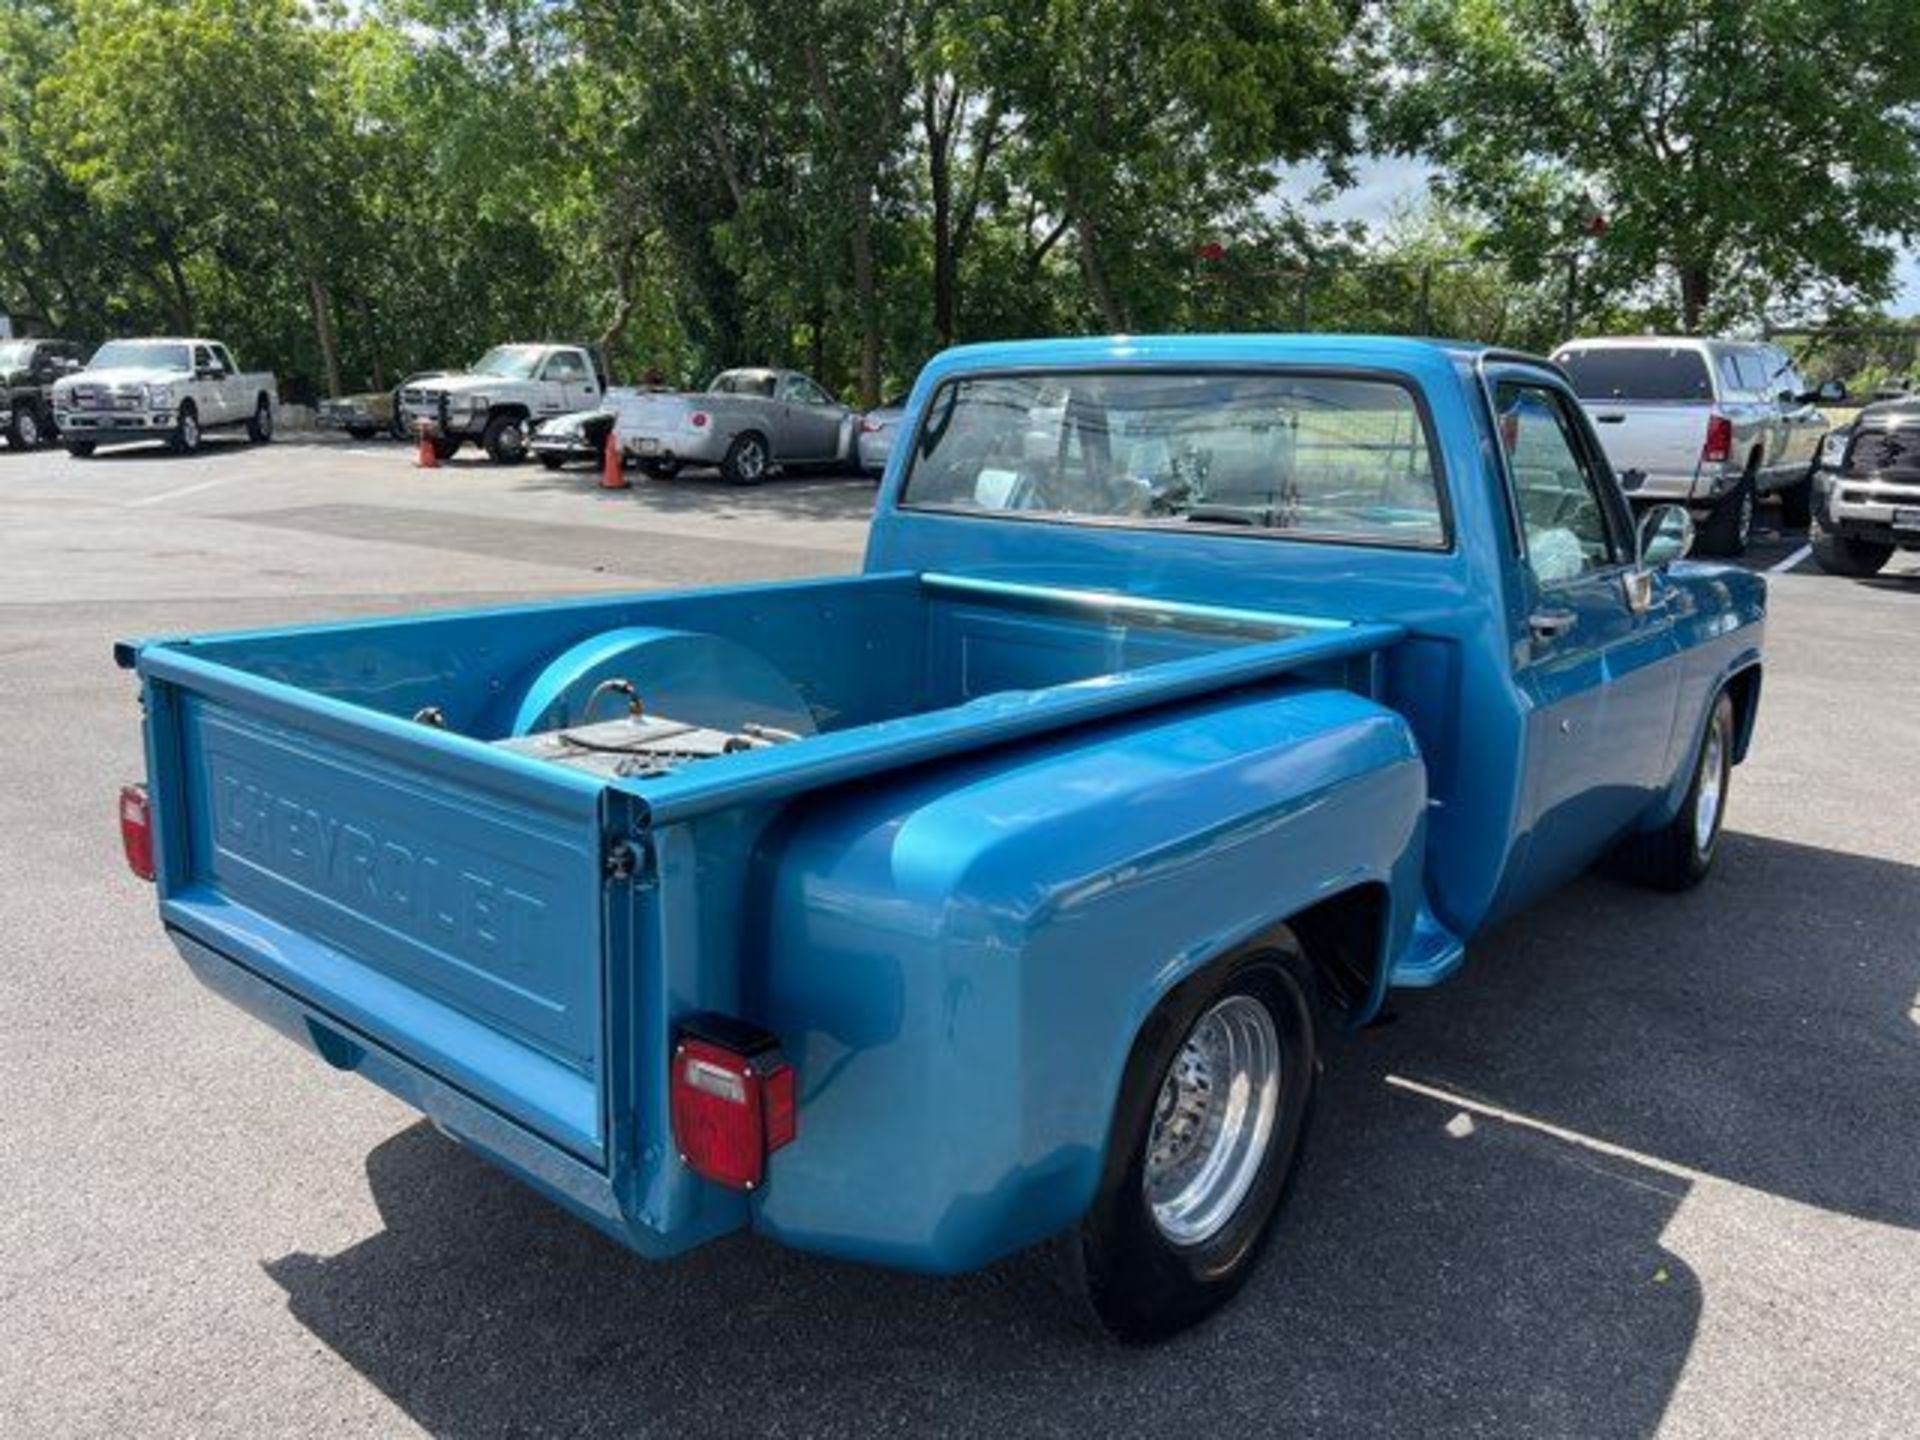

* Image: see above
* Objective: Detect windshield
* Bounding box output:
[1555,346,1713,402]
[88,341,191,372]
[0,342,31,368]
[899,371,1446,548]
[470,346,545,379]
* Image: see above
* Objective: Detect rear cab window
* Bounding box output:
[1553,346,1714,403]
[899,370,1448,549]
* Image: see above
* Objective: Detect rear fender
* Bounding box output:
[747,684,1426,1273]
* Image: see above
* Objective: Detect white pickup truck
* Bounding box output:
[397,344,608,463]
[1552,336,1841,556]
[51,338,277,458]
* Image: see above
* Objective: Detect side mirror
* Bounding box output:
[1637,503,1694,568]
[1803,379,1847,405]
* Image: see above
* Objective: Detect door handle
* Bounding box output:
[1595,412,1626,424]
[1529,608,1577,641]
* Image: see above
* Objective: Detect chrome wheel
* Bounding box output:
[1694,712,1728,856]
[1143,993,1282,1246]
[15,409,40,447]
[178,410,200,452]
[736,437,766,481]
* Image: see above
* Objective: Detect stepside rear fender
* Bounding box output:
[746,683,1426,1274]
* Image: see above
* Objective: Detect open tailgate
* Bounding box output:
[139,647,611,1167]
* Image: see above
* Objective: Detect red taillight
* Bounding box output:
[859,418,881,434]
[1703,414,1733,463]
[670,1031,796,1190]
[119,783,154,881]
[689,411,709,429]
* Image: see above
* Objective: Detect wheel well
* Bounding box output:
[254,391,271,410]
[1285,883,1390,1019]
[488,405,530,424]
[1724,664,1762,763]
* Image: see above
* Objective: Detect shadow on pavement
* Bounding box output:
[511,463,881,525]
[264,831,1917,1436]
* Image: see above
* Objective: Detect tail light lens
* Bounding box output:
[689,411,710,429]
[670,1024,796,1191]
[1703,414,1733,463]
[119,783,154,881]
[859,418,881,434]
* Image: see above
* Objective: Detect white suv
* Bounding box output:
[1552,336,1841,556]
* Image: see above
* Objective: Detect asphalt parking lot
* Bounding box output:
[1,434,1915,1439]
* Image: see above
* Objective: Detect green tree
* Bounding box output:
[1385,0,1920,332]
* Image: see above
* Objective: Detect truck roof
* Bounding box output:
[920,332,1555,375]
[1555,334,1770,355]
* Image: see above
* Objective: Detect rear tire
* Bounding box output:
[1695,471,1754,557]
[431,436,461,462]
[65,441,95,459]
[537,453,567,471]
[1811,530,1893,577]
[481,412,528,464]
[639,459,680,481]
[1058,943,1320,1343]
[246,396,273,445]
[8,404,46,449]
[721,431,769,486]
[346,424,377,441]
[1613,692,1734,891]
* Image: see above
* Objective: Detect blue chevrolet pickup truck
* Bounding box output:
[118,336,1762,1339]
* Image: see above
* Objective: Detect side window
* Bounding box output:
[544,351,585,381]
[1716,353,1746,397]
[192,345,215,373]
[1496,382,1622,584]
[1734,351,1771,395]
[783,375,831,406]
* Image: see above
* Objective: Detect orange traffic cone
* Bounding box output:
[414,419,438,470]
[600,426,628,490]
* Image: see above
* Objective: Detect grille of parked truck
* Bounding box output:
[397,344,607,463]
[115,335,1763,1340]
[51,338,277,457]
[1552,336,1842,557]
[1810,396,1920,576]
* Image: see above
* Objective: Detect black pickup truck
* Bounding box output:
[1,338,86,449]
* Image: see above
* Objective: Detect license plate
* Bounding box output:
[634,438,659,455]
[1894,507,1920,533]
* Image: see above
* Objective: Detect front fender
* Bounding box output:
[748,683,1426,1273]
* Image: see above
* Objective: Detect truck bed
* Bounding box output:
[127,571,1400,1246]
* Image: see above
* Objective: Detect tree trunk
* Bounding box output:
[928,114,956,350]
[1679,263,1712,334]
[1069,201,1128,333]
[306,273,343,399]
[850,199,881,407]
[159,239,194,333]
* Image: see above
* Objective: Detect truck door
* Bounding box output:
[542,349,599,416]
[1493,373,1684,897]
[192,344,229,424]
[777,373,845,461]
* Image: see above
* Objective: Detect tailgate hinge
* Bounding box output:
[603,836,652,884]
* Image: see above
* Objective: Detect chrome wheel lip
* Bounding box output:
[17,410,40,446]
[256,402,273,438]
[1143,993,1282,1247]
[1694,714,1727,855]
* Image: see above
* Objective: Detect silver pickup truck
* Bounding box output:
[1811,397,1920,575]
[52,338,277,458]
[610,368,856,483]
[1552,336,1840,556]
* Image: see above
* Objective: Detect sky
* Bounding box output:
[1281,157,1920,318]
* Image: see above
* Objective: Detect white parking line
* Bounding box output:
[1768,543,1812,574]
[127,475,238,508]
[1384,1072,1702,1183]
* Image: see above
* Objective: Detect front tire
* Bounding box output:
[246,396,273,445]
[481,412,527,464]
[537,453,567,471]
[1059,944,1320,1343]
[1811,530,1893,577]
[1613,691,1734,891]
[1779,473,1812,530]
[65,441,96,459]
[169,403,202,456]
[721,431,769,486]
[431,436,461,462]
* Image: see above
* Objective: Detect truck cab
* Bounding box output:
[117,335,1763,1339]
[399,344,608,464]
[52,337,277,457]
[0,337,85,449]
